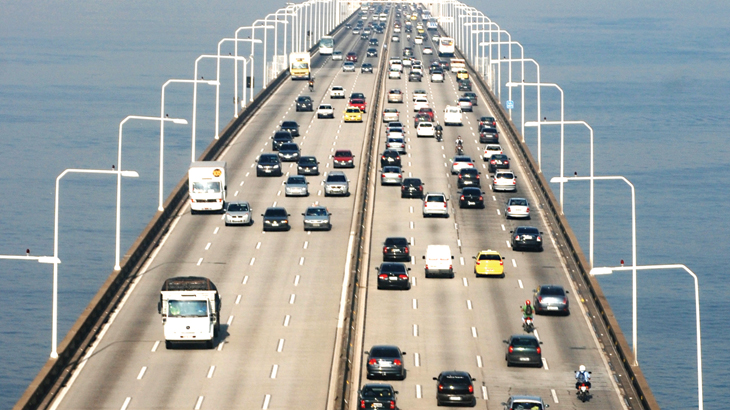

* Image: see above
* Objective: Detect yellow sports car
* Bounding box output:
[473,250,505,277]
[344,107,363,122]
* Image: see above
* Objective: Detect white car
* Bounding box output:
[330,86,345,99]
[493,170,517,192]
[413,97,429,112]
[317,104,335,119]
[382,108,400,123]
[430,70,444,82]
[389,69,402,79]
[332,51,343,61]
[402,58,412,67]
[416,122,435,137]
[450,156,476,175]
[423,192,449,218]
[386,126,405,139]
[411,66,423,75]
[505,197,530,219]
[423,46,433,55]
[414,35,423,44]
[388,89,404,103]
[392,35,400,42]
[482,144,503,160]
[412,89,427,101]
[443,105,463,126]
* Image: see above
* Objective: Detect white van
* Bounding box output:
[444,105,463,126]
[422,245,454,278]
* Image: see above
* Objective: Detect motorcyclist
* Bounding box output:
[434,123,443,140]
[308,77,315,91]
[455,135,464,153]
[575,365,592,389]
[520,300,534,323]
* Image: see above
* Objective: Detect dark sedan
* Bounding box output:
[361,63,374,73]
[295,95,313,111]
[534,284,570,315]
[434,371,477,406]
[277,142,300,162]
[511,226,543,251]
[400,178,424,198]
[479,126,499,143]
[504,334,543,367]
[261,207,291,231]
[280,120,300,137]
[376,262,411,290]
[408,71,422,82]
[478,116,496,128]
[487,154,510,173]
[383,237,410,261]
[367,47,378,57]
[271,131,293,150]
[359,384,398,410]
[297,156,320,175]
[366,345,406,380]
[457,168,481,188]
[458,187,484,209]
[380,149,402,167]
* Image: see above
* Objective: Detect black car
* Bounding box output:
[534,284,570,315]
[359,383,398,410]
[369,38,379,46]
[361,63,374,73]
[434,371,477,406]
[295,95,313,111]
[400,178,424,198]
[380,149,402,167]
[383,237,410,261]
[478,116,496,128]
[297,156,320,175]
[457,168,481,188]
[350,92,366,100]
[504,334,543,367]
[261,207,291,231]
[487,154,510,173]
[458,187,484,209]
[367,47,378,57]
[256,153,282,177]
[366,345,406,379]
[511,226,543,251]
[414,112,430,127]
[408,71,422,82]
[463,92,478,106]
[280,120,300,137]
[376,262,411,290]
[402,47,413,57]
[438,60,450,71]
[271,131,293,150]
[457,78,472,91]
[277,142,300,162]
[478,126,499,143]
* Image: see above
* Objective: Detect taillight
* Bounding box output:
[393,359,402,366]
[438,384,444,392]
[398,174,402,178]
[507,207,511,212]
[536,347,541,354]
[468,163,474,167]
[449,264,452,270]
[468,385,474,393]
[360,400,365,409]
[404,247,409,254]
[460,195,465,200]
[515,236,519,240]
[378,274,388,280]
[479,196,483,200]
[389,401,395,410]
[419,186,423,190]
[537,236,542,241]
[368,358,377,365]
[398,274,408,280]
[491,160,496,164]
[508,346,514,353]
[384,246,389,253]
[476,175,480,179]
[382,174,386,177]
[563,297,568,304]
[499,260,503,266]
[458,175,462,179]
[526,207,529,212]
[443,201,447,207]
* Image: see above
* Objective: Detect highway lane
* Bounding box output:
[49,12,382,410]
[355,18,627,410]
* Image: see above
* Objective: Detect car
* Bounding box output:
[511,226,543,251]
[361,63,374,73]
[391,35,400,42]
[295,96,313,111]
[401,178,424,198]
[350,92,366,101]
[352,28,361,35]
[385,137,406,153]
[457,78,472,91]
[333,150,355,168]
[415,121,435,137]
[277,142,301,162]
[505,197,530,219]
[423,192,448,217]
[271,131,293,150]
[487,154,510,173]
[279,120,300,137]
[457,168,481,188]
[344,107,363,122]
[388,68,401,79]
[302,205,332,231]
[284,175,309,197]
[413,97,429,112]
[323,171,350,196]
[473,249,505,277]
[376,262,411,290]
[534,284,570,314]
[423,46,433,55]
[463,92,478,105]
[388,89,404,103]
[429,62,441,74]
[478,116,496,128]
[457,97,473,112]
[402,47,413,57]
[479,126,499,143]
[502,395,549,410]
[456,69,469,80]
[410,65,423,75]
[450,156,476,175]
[380,149,401,167]
[346,52,358,62]
[438,60,450,71]
[332,50,343,60]
[443,105,463,126]
[385,125,405,138]
[297,156,320,175]
[433,371,477,407]
[365,345,406,379]
[330,85,346,99]
[359,383,398,410]
[256,153,282,177]
[224,201,253,226]
[360,32,369,40]
[348,98,367,113]
[504,334,543,367]
[382,108,400,123]
[368,38,379,46]
[417,108,435,122]
[458,187,484,209]
[414,35,423,44]
[261,207,291,231]
[430,69,444,82]
[380,166,403,185]
[408,71,422,82]
[342,62,356,72]
[493,170,517,192]
[386,121,404,132]
[383,237,410,261]
[316,104,335,119]
[412,89,427,100]
[482,144,503,161]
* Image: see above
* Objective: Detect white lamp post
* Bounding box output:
[480,36,524,120]
[590,264,703,410]
[216,38,260,118]
[116,115,185,271]
[234,24,276,103]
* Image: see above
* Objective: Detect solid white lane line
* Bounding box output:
[512,259,517,267]
[262,394,271,409]
[542,358,549,370]
[205,243,211,250]
[277,339,285,352]
[207,366,215,378]
[299,256,305,265]
[294,275,300,286]
[227,316,233,326]
[463,278,469,287]
[136,367,146,380]
[460,256,465,265]
[196,258,203,266]
[284,315,291,327]
[250,258,256,265]
[467,300,473,310]
[551,389,559,403]
[481,386,488,400]
[471,327,478,337]
[413,324,418,336]
[303,241,308,249]
[194,396,204,410]
[518,279,524,289]
[416,385,422,399]
[151,341,160,352]
[289,294,296,304]
[270,364,278,379]
[235,295,241,304]
[243,276,249,284]
[213,227,219,234]
[120,397,131,410]
[476,355,483,367]
[256,241,261,249]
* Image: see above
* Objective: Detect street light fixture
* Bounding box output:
[590,264,703,410]
[485,56,537,139]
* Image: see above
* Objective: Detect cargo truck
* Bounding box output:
[189,161,227,213]
[158,276,221,349]
[289,52,311,80]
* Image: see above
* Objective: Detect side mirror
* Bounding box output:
[510,230,514,233]
[432,377,438,381]
[401,352,406,355]
[301,213,305,216]
[502,340,509,344]
[451,255,455,259]
[422,255,426,259]
[407,267,411,271]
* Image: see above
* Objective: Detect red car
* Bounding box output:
[417,107,435,121]
[346,52,358,62]
[333,149,355,168]
[348,98,367,113]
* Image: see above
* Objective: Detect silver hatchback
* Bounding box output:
[224,201,252,226]
[323,171,350,197]
[385,137,406,153]
[533,284,570,315]
[302,205,332,231]
[505,197,530,219]
[284,175,309,197]
[380,166,403,185]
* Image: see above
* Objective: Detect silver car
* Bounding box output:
[302,205,332,231]
[323,171,350,197]
[493,170,517,192]
[342,62,356,72]
[422,192,449,217]
[388,89,404,103]
[224,201,253,226]
[385,137,406,153]
[380,166,403,185]
[505,197,530,219]
[284,175,309,197]
[533,285,570,315]
[332,50,343,60]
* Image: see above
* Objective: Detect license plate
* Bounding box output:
[524,235,533,239]
[379,361,391,367]
[449,397,462,401]
[548,306,558,310]
[271,222,279,226]
[372,404,382,408]
[389,276,397,281]
[520,357,530,361]
[467,201,475,205]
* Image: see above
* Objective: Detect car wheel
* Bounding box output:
[165,341,173,349]
[399,369,407,380]
[225,222,230,226]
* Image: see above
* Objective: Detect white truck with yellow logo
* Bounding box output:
[158,276,221,349]
[188,161,227,213]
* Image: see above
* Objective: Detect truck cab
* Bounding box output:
[158,276,221,349]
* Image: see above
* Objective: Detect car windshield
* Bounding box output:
[287,176,305,184]
[385,238,408,246]
[370,346,399,357]
[306,208,328,216]
[335,151,352,157]
[361,386,393,399]
[280,143,298,151]
[403,179,420,186]
[478,253,501,261]
[517,227,539,235]
[510,199,528,206]
[227,203,249,212]
[168,300,208,317]
[259,155,278,164]
[381,263,407,274]
[427,195,445,202]
[454,156,471,162]
[328,175,347,182]
[346,108,359,113]
[497,173,515,179]
[297,97,311,102]
[461,169,478,175]
[300,157,317,165]
[512,403,543,410]
[540,287,565,296]
[192,181,221,193]
[511,337,538,347]
[442,374,470,383]
[383,167,400,173]
[282,121,297,128]
[265,209,288,217]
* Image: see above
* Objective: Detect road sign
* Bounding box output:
[506,100,514,109]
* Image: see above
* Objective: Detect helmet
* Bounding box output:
[525,300,531,305]
[579,365,586,372]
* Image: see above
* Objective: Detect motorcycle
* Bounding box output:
[522,315,534,333]
[435,127,443,142]
[575,371,592,402]
[455,142,464,155]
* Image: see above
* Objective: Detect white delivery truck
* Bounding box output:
[443,105,463,126]
[158,276,221,349]
[189,161,227,213]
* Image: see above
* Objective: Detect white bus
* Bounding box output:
[319,36,334,55]
[438,37,455,57]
